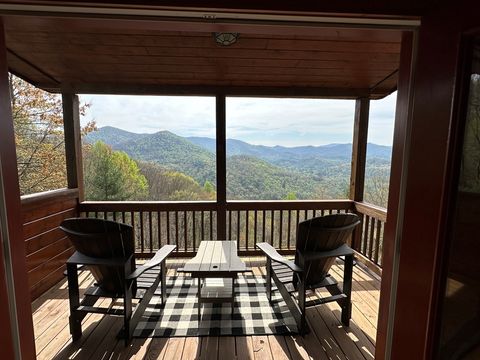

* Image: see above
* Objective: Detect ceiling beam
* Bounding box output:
[51,83,375,99]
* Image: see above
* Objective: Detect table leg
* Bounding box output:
[231,277,235,315]
[198,278,201,321]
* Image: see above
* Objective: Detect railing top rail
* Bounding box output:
[79,199,355,212]
[21,188,79,209]
[227,199,353,211]
[354,201,387,222]
[79,201,217,212]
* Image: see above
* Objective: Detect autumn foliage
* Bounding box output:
[10,74,94,195]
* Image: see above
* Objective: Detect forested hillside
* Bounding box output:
[85,126,391,204]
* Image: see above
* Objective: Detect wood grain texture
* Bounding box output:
[350,99,370,202]
[21,189,80,300]
[31,257,379,359]
[62,94,85,200]
[2,16,401,98]
[0,18,36,359]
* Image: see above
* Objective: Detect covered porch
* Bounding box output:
[0,4,415,360]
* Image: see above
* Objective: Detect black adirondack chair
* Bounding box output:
[257,213,360,334]
[60,217,176,345]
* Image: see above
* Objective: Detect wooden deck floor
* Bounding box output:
[32,257,380,360]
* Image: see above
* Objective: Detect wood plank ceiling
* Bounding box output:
[3,16,402,98]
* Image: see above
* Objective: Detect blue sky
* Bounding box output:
[80,92,396,147]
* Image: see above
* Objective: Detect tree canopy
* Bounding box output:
[10,74,94,195]
[84,141,148,200]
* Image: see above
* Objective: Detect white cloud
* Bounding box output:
[80,92,396,146]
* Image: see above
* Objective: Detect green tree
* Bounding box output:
[284,191,297,200]
[139,161,215,201]
[84,141,148,200]
[203,180,215,194]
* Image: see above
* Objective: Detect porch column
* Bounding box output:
[62,93,84,201]
[350,97,370,251]
[216,94,227,240]
[0,18,36,359]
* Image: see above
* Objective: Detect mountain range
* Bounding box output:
[85,126,392,200]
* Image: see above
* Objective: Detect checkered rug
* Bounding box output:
[133,274,298,337]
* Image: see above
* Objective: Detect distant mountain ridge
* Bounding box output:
[85,126,391,200]
[87,126,392,161]
[86,126,215,185]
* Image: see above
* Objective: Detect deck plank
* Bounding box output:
[268,336,291,360]
[218,336,235,360]
[32,258,379,360]
[284,336,314,360]
[182,337,201,360]
[144,338,169,360]
[163,337,186,360]
[199,336,218,360]
[236,336,255,360]
[252,336,273,360]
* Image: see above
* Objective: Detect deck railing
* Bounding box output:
[22,194,386,301]
[79,200,354,256]
[353,201,387,271]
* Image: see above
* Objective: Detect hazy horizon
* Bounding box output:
[80,93,396,147]
[93,125,392,148]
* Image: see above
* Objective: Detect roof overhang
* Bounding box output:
[1,3,420,98]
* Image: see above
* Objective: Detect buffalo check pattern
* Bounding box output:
[133,274,298,337]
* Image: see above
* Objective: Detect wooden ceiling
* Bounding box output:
[3,16,402,98]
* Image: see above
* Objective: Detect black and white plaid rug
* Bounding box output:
[133,274,298,337]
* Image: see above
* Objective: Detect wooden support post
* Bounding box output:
[0,19,36,359]
[350,97,370,201]
[350,98,370,251]
[216,94,227,240]
[62,93,84,201]
[376,31,415,360]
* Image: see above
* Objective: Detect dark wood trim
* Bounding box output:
[226,199,354,211]
[216,93,227,240]
[350,98,370,201]
[375,30,416,360]
[54,83,377,99]
[63,94,85,201]
[0,7,421,33]
[0,18,36,359]
[0,228,15,360]
[79,199,354,212]
[79,200,218,212]
[350,98,370,251]
[427,28,480,359]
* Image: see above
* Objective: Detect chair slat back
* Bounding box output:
[295,213,360,286]
[60,217,136,295]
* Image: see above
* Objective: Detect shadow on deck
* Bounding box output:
[32,257,380,360]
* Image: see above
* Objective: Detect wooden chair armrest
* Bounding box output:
[256,242,303,272]
[127,244,176,280]
[67,251,132,267]
[298,244,354,262]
